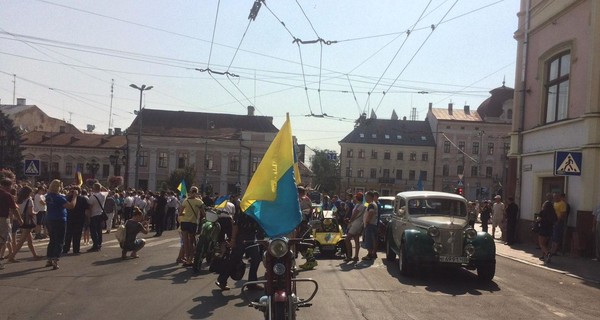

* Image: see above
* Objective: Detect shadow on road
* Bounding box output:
[383,258,501,295]
[92,257,125,266]
[188,290,248,319]
[135,263,196,284]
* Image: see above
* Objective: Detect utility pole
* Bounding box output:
[12,74,16,105]
[130,84,153,190]
[108,79,114,133]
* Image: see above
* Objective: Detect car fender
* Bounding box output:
[468,232,496,261]
[402,228,435,257]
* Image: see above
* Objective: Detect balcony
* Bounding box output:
[378,177,396,184]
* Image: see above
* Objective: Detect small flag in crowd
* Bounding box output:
[214,195,229,209]
[177,179,187,199]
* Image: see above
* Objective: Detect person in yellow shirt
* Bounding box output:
[178,186,205,266]
[547,192,568,263]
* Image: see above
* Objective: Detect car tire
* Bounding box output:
[385,239,396,261]
[476,262,495,282]
[398,243,414,277]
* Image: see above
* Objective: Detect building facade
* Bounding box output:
[427,87,513,200]
[509,0,600,253]
[339,116,436,196]
[0,98,80,133]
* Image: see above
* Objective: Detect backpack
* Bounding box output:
[115,224,126,244]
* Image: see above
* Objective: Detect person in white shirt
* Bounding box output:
[166,191,179,230]
[124,192,134,220]
[491,195,506,240]
[33,186,47,239]
[86,183,108,252]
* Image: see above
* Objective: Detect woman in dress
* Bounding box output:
[45,180,77,270]
[7,186,41,262]
[344,192,365,262]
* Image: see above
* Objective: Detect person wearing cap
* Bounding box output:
[491,195,505,240]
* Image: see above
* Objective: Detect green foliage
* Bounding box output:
[310,149,340,194]
[168,166,196,192]
[0,111,24,179]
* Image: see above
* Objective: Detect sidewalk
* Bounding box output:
[495,239,600,284]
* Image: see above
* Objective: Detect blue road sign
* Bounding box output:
[24,159,41,176]
[554,151,582,176]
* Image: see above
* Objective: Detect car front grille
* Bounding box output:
[439,229,463,256]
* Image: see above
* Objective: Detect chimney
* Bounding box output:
[247,106,255,116]
[16,98,26,106]
[464,105,470,115]
[402,116,407,121]
[108,128,113,135]
[428,102,433,111]
[448,102,453,115]
[59,125,66,133]
[115,128,122,135]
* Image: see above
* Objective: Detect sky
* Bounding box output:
[0,0,520,152]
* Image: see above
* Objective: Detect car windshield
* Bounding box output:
[379,200,394,215]
[407,198,467,217]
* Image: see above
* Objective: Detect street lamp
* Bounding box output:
[130,83,153,190]
[109,149,126,176]
[86,159,100,179]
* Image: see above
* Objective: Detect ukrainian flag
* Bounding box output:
[241,114,302,237]
[177,179,187,199]
[214,195,229,209]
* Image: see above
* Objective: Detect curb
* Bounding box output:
[496,252,600,285]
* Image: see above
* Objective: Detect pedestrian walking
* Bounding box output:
[344,192,365,263]
[491,195,506,239]
[178,186,205,266]
[6,186,41,262]
[480,201,491,233]
[33,186,47,239]
[1,179,22,269]
[104,191,117,234]
[505,197,519,245]
[86,183,108,252]
[538,193,557,263]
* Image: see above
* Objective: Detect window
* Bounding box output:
[420,170,427,181]
[384,151,391,160]
[158,152,168,168]
[139,151,148,167]
[421,152,428,161]
[409,170,415,181]
[251,156,261,173]
[421,136,427,141]
[371,133,377,138]
[382,168,390,178]
[385,134,390,139]
[178,152,189,168]
[486,166,493,178]
[409,152,416,161]
[443,141,451,153]
[229,155,239,172]
[504,142,510,154]
[442,164,449,177]
[545,51,570,123]
[346,149,353,158]
[471,166,478,177]
[371,150,378,159]
[472,142,479,155]
[102,164,110,177]
[507,109,513,119]
[458,141,465,152]
[395,170,403,180]
[77,163,84,174]
[345,167,352,177]
[370,168,377,179]
[396,135,402,139]
[65,162,73,175]
[397,152,403,160]
[487,143,494,155]
[204,154,213,172]
[359,133,364,138]
[358,149,365,159]
[357,169,364,178]
[457,165,464,175]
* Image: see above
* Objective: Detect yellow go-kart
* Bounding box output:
[310,210,346,258]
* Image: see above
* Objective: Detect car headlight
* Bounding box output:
[433,243,443,253]
[428,226,440,237]
[268,238,289,258]
[465,228,477,240]
[465,244,475,257]
[273,263,286,276]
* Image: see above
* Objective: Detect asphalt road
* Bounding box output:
[1,231,599,320]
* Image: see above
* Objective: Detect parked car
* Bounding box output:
[377,196,395,246]
[385,191,496,281]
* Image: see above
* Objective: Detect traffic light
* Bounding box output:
[456,187,463,196]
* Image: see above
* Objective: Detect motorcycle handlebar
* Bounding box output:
[242,238,315,247]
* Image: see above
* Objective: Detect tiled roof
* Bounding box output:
[429,108,483,122]
[339,119,435,146]
[127,109,278,138]
[21,131,127,149]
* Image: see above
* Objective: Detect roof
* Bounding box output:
[477,85,514,119]
[0,104,36,116]
[339,119,435,147]
[429,107,483,122]
[21,131,127,149]
[128,109,278,138]
[396,190,467,201]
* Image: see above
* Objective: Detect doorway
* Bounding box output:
[541,176,564,202]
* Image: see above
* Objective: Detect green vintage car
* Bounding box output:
[385,191,496,281]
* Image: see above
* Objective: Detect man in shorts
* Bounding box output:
[0,179,21,269]
[362,191,379,261]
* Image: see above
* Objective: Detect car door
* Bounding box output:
[392,196,407,247]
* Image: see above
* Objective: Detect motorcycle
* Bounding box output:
[192,209,223,273]
[242,237,319,320]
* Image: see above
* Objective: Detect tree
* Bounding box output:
[310,149,340,195]
[167,166,196,192]
[0,111,24,179]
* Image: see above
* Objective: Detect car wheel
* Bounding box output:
[398,243,414,277]
[477,262,495,282]
[385,239,396,261]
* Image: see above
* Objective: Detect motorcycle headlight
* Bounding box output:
[428,226,440,238]
[465,244,475,257]
[273,263,286,276]
[465,228,477,240]
[268,238,288,258]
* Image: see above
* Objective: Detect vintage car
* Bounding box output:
[385,191,496,281]
[310,210,346,257]
[377,196,395,246]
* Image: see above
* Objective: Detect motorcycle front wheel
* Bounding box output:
[193,236,207,273]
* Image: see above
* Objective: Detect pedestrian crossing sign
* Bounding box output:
[554,151,582,176]
[24,159,41,176]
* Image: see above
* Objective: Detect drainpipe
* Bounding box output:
[515,0,531,207]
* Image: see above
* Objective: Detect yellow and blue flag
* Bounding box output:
[214,195,229,209]
[241,114,302,237]
[75,166,83,187]
[177,179,187,199]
